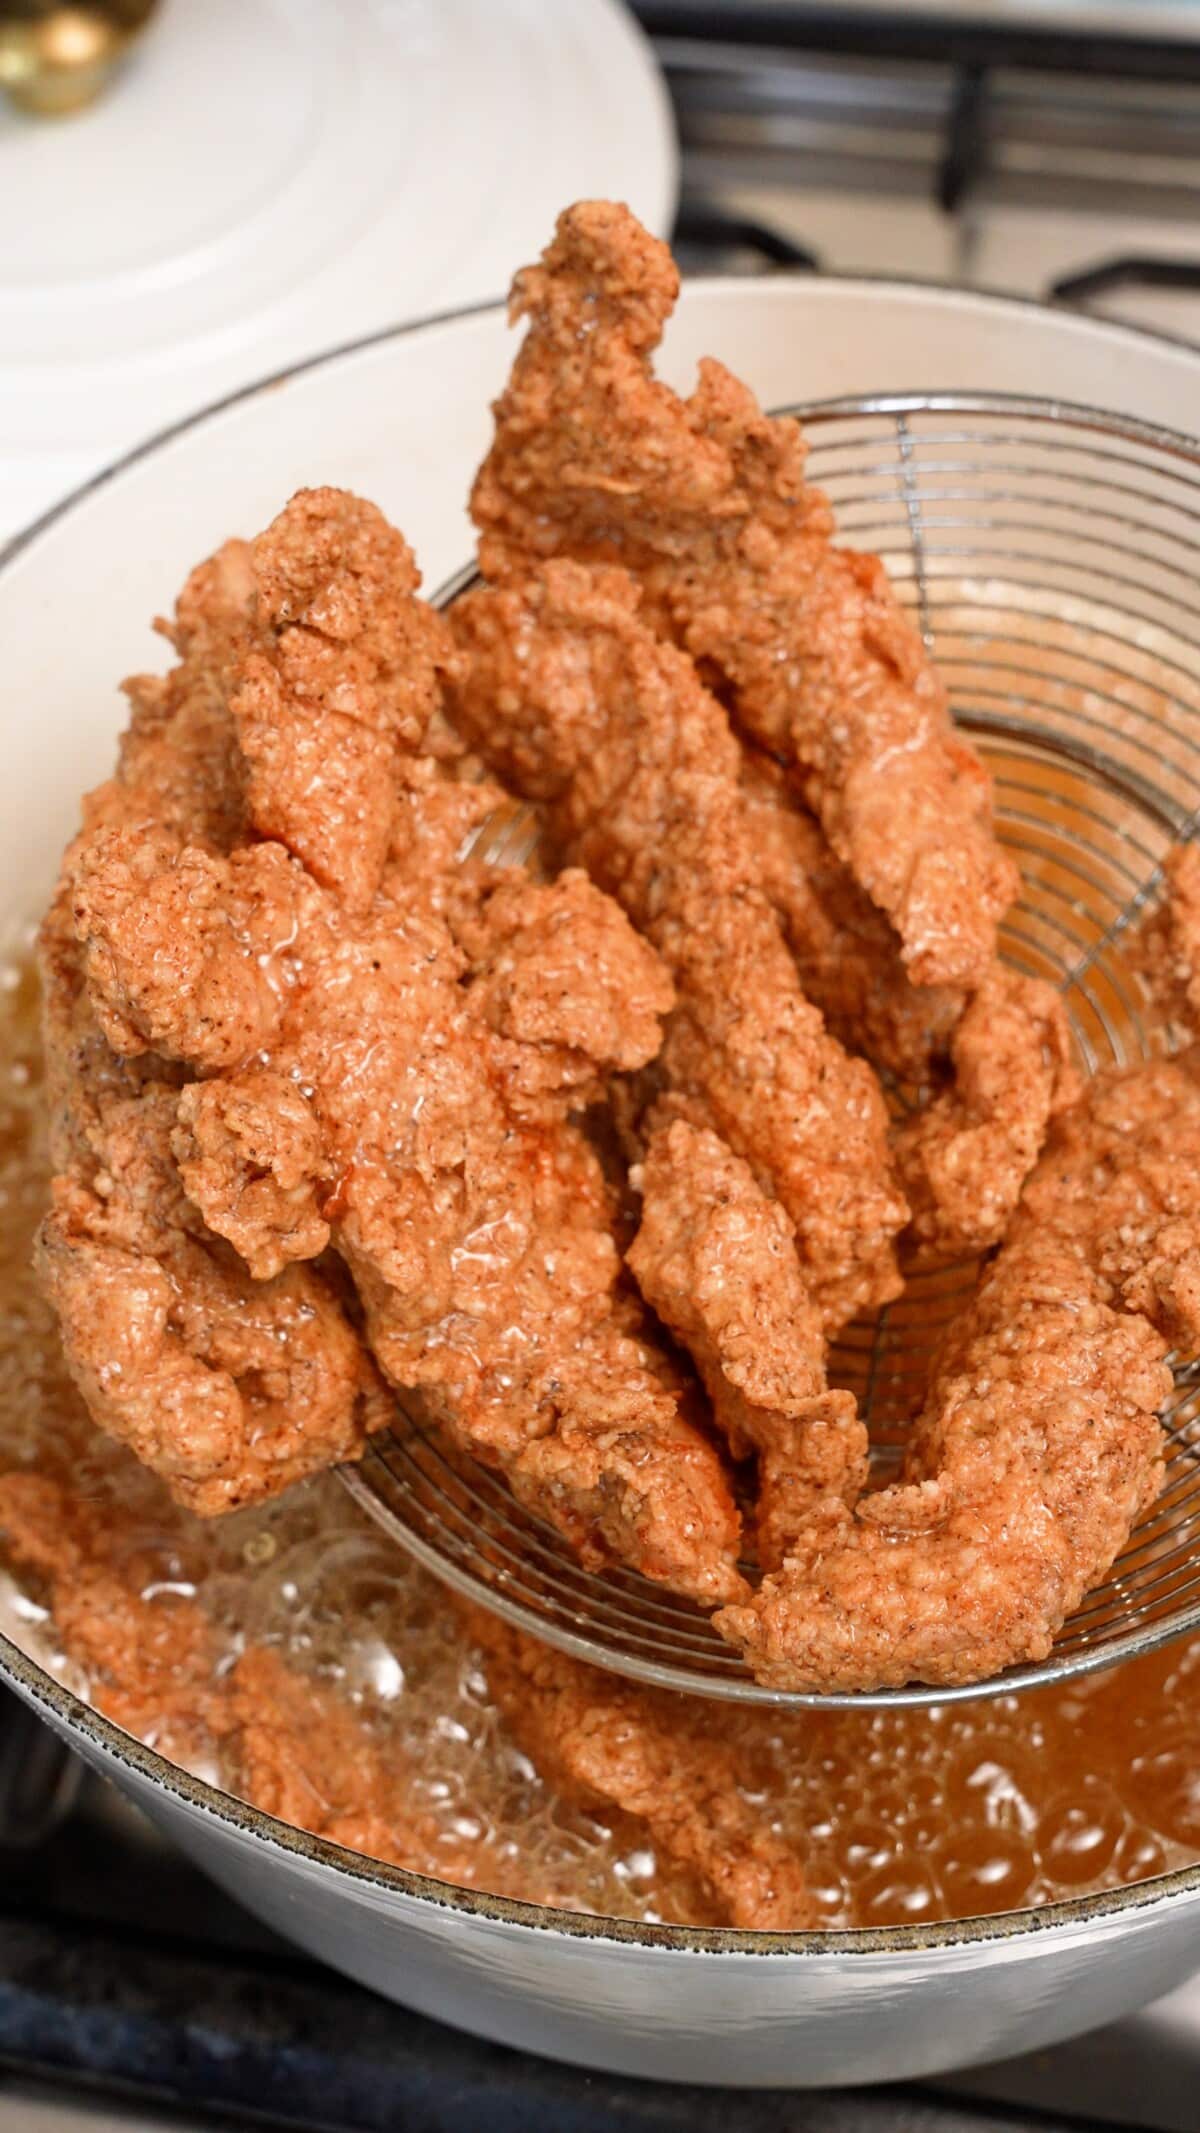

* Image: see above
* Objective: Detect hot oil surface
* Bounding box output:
[1,953,1196,1930]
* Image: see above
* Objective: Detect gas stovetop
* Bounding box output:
[1,1688,1198,2133]
[636,1,1200,345]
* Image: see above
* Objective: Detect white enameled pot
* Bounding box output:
[2,277,1200,2088]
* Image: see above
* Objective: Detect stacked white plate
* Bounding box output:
[0,0,675,537]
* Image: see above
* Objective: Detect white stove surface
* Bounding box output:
[0,2093,204,2133]
[692,180,1200,345]
[945,1968,1200,2130]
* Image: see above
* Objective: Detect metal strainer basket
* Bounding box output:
[342,390,1200,1708]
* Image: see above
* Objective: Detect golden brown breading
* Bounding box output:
[231,488,458,914]
[459,867,676,1124]
[70,829,311,1073]
[716,1056,1200,1691]
[74,536,260,861]
[174,1068,332,1282]
[740,748,1077,1258]
[384,762,519,937]
[0,1472,807,1925]
[159,869,739,1601]
[38,808,385,1520]
[35,1079,387,1519]
[472,200,1017,988]
[894,967,1079,1261]
[0,1472,219,1765]
[628,1121,866,1570]
[464,1603,818,1930]
[449,558,907,1328]
[738,748,964,1082]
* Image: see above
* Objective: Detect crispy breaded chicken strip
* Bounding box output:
[0,1472,496,1889]
[740,749,1077,1256]
[459,868,675,1125]
[71,828,307,1073]
[94,538,257,852]
[60,491,741,1603]
[893,967,1079,1260]
[34,974,387,1520]
[39,1163,384,1520]
[450,558,907,1327]
[383,764,523,938]
[472,200,1018,988]
[37,594,387,1518]
[0,1473,806,1925]
[629,1121,867,1570]
[463,1603,818,1930]
[715,1055,1200,1691]
[0,1471,220,1766]
[231,488,458,914]
[135,840,738,1601]
[738,748,964,1084]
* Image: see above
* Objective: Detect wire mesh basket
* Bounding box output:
[342,389,1200,1708]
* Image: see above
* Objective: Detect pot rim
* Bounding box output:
[5,268,1200,1959]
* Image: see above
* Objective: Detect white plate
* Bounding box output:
[0,0,675,536]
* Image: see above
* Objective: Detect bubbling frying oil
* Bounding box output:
[1,947,1197,1929]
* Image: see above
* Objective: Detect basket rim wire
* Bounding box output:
[340,388,1200,1708]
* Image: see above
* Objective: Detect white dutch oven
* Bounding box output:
[3,277,1200,2088]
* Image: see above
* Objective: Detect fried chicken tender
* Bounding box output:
[231,488,458,914]
[472,199,1018,988]
[0,1473,807,1924]
[450,558,906,1326]
[38,649,385,1519]
[71,828,307,1072]
[93,539,256,852]
[0,1471,220,1766]
[464,1604,818,1930]
[1133,841,1200,1037]
[226,1645,459,1870]
[384,763,521,937]
[739,747,1077,1256]
[738,749,964,1083]
[175,1067,332,1282]
[0,1472,495,1888]
[716,1055,1200,1691]
[459,867,676,1124]
[57,489,741,1603]
[894,966,1079,1260]
[629,1122,867,1570]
